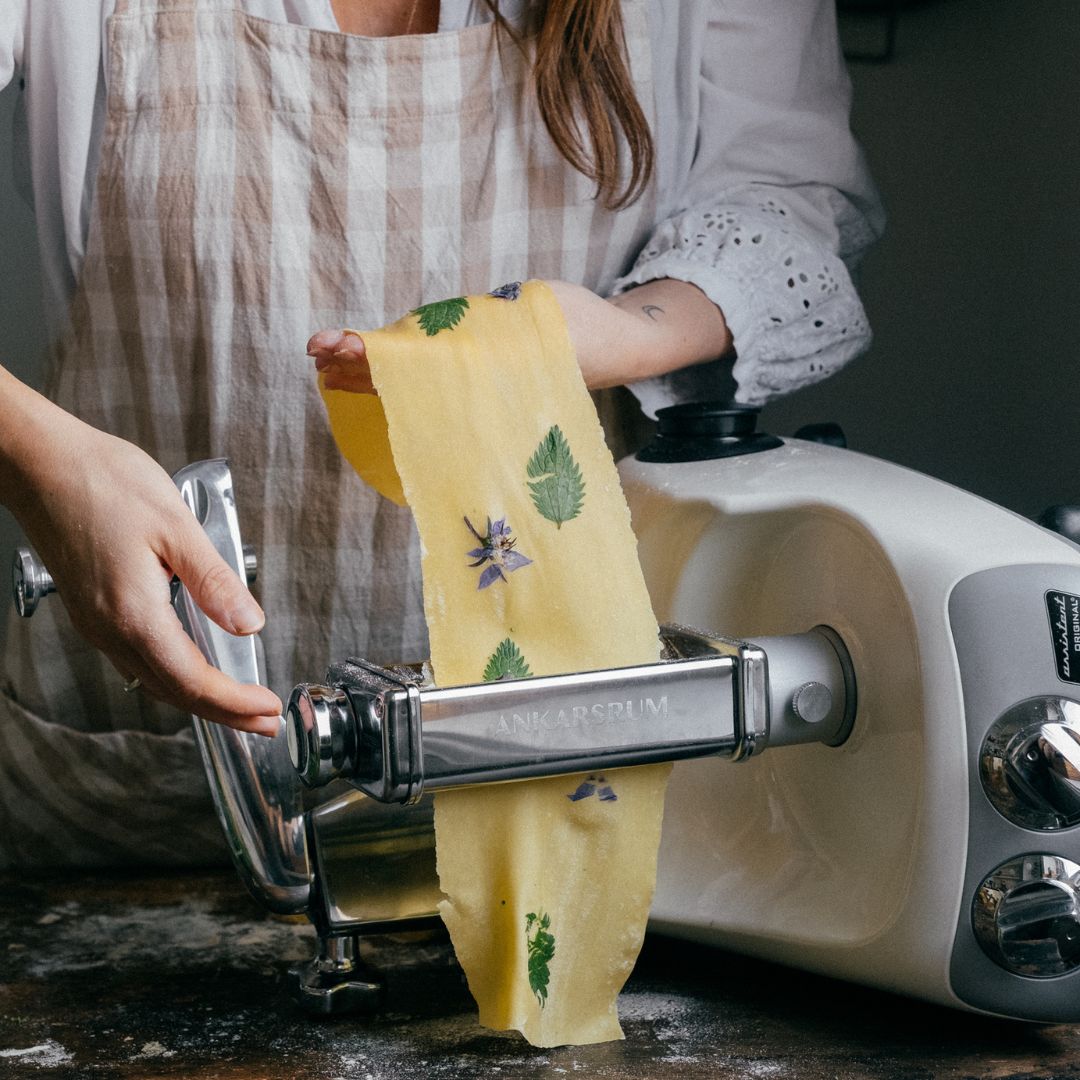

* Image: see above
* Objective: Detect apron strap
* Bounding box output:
[112,0,201,14]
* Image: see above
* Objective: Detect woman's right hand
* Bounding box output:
[0,368,282,735]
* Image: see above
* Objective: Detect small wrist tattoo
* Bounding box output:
[641,304,664,322]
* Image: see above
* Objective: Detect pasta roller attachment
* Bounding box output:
[285,626,857,801]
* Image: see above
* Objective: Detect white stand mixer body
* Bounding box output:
[620,437,1080,1018]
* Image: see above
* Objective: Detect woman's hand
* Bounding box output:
[306,330,373,393]
[0,369,283,736]
[306,278,733,395]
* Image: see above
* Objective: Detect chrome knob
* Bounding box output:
[11,547,55,618]
[791,681,833,725]
[980,697,1080,830]
[973,854,1080,977]
[286,684,356,787]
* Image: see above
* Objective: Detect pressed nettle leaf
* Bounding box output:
[412,296,469,336]
[488,281,522,301]
[465,516,532,590]
[526,425,585,529]
[525,911,555,1008]
[483,638,533,682]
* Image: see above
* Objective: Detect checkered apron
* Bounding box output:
[0,0,656,866]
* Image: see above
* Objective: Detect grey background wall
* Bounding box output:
[762,0,1080,513]
[0,0,1078,649]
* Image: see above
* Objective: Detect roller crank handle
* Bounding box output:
[11,544,258,618]
[286,626,857,803]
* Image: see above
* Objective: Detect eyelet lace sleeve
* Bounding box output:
[613,188,874,414]
[613,0,885,417]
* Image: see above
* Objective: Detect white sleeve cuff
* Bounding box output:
[612,199,873,415]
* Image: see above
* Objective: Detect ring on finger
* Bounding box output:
[123,676,142,693]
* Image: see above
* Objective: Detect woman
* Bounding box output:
[0,0,882,865]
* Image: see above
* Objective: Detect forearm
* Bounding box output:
[0,364,69,516]
[546,278,734,392]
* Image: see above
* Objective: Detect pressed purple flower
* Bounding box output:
[567,774,617,803]
[464,515,533,589]
[488,280,522,301]
[567,779,596,803]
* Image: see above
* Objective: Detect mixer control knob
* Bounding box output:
[973,854,1080,977]
[980,697,1080,830]
[286,684,356,787]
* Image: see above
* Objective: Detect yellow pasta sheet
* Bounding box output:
[321,280,670,1046]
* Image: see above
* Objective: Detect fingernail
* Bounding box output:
[231,600,264,634]
[307,330,337,352]
[255,714,284,738]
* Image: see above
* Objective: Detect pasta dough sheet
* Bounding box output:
[320,280,670,1047]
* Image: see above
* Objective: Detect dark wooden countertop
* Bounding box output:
[1,870,1077,1079]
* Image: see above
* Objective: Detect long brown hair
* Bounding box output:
[486,0,655,210]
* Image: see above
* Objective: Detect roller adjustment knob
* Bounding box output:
[286,684,356,787]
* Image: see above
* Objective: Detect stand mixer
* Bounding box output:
[14,405,1080,1023]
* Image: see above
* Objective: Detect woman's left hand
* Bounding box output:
[306,329,374,393]
[306,278,733,393]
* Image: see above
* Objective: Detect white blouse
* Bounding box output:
[0,0,884,412]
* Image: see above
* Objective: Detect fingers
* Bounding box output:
[137,509,283,734]
[160,516,264,636]
[306,329,376,394]
[117,607,284,734]
[106,633,282,736]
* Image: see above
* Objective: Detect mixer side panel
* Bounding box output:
[949,564,1080,1022]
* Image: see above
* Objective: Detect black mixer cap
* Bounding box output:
[636,401,784,463]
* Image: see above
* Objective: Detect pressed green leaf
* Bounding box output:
[525,425,584,528]
[525,911,556,1008]
[482,638,533,682]
[411,296,469,336]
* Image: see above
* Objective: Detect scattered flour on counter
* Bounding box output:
[25,896,313,978]
[744,1062,785,1077]
[0,1041,74,1067]
[133,1041,176,1059]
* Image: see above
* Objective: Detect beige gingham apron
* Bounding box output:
[0,0,656,866]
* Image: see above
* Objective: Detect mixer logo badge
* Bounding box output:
[1046,591,1080,685]
[492,696,669,737]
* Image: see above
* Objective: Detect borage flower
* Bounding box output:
[465,515,533,590]
[488,281,522,301]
